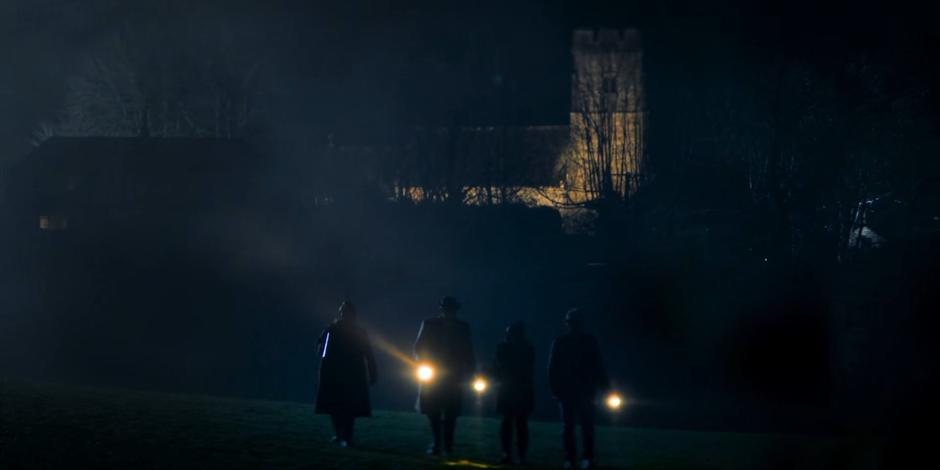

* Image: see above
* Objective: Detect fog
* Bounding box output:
[1,0,939,439]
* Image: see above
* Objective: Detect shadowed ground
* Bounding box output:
[0,380,864,469]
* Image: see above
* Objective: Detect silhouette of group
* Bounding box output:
[314,296,612,469]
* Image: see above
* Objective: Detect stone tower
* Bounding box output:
[565,29,644,201]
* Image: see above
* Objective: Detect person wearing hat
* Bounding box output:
[315,300,378,447]
[413,296,476,456]
[548,308,610,470]
[493,321,535,465]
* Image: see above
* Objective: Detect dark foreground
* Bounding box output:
[0,380,868,469]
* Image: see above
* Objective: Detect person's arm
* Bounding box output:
[363,330,378,385]
[493,344,506,383]
[590,336,611,392]
[464,323,476,381]
[413,320,428,361]
[316,327,330,357]
[525,343,536,383]
[547,338,561,397]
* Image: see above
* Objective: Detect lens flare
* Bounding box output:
[606,393,624,410]
[416,364,435,382]
[472,377,488,393]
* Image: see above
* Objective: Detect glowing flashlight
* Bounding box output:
[472,377,488,394]
[416,363,435,383]
[606,392,624,411]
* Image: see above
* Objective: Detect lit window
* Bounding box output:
[39,215,68,231]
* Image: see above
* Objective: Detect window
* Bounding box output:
[602,77,617,94]
[39,215,68,231]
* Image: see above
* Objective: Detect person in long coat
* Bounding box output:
[548,308,610,469]
[315,301,377,447]
[413,296,475,456]
[493,321,535,465]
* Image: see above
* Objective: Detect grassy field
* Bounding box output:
[0,380,863,469]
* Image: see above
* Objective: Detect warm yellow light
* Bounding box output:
[416,364,435,383]
[606,393,624,410]
[472,377,488,393]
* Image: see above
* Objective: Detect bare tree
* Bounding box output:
[34,21,266,143]
[657,50,928,260]
[561,30,645,207]
[391,124,469,204]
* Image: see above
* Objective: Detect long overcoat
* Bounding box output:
[413,316,475,415]
[315,318,377,417]
[547,331,609,402]
[494,339,535,415]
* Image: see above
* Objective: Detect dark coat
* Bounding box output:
[494,339,535,415]
[413,316,475,414]
[548,331,609,401]
[315,318,377,417]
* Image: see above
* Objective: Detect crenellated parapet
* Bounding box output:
[572,28,641,51]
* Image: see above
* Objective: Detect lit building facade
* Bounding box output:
[564,28,644,204]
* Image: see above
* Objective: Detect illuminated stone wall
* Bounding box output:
[393,29,644,230]
[562,28,644,203]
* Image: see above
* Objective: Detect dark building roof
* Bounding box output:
[14,137,260,180]
[439,125,569,187]
[337,125,570,188]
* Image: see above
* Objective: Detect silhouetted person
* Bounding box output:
[315,301,377,447]
[493,321,535,465]
[414,296,475,456]
[548,308,610,469]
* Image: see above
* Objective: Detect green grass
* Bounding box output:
[0,380,860,469]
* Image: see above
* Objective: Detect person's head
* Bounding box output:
[505,321,526,342]
[338,300,357,321]
[439,296,461,318]
[564,308,585,332]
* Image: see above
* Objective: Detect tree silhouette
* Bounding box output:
[35,20,267,142]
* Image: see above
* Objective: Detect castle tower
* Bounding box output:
[565,29,644,201]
